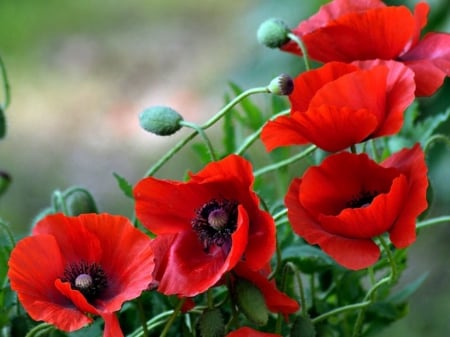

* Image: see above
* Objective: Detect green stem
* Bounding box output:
[135,298,149,337]
[350,144,357,154]
[51,190,69,215]
[159,298,186,337]
[234,109,290,155]
[423,133,450,154]
[128,311,175,337]
[24,323,53,337]
[369,139,381,162]
[285,262,307,317]
[179,120,217,161]
[417,215,450,229]
[312,301,372,324]
[273,208,288,223]
[287,32,311,71]
[352,236,398,337]
[254,145,317,177]
[0,55,11,109]
[144,87,269,177]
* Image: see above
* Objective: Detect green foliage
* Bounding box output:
[113,172,134,199]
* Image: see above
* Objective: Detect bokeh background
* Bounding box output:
[1,0,449,336]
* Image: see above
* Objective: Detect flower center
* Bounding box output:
[192,199,238,253]
[347,190,378,209]
[62,261,108,301]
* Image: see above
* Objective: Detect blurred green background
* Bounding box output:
[1,0,449,336]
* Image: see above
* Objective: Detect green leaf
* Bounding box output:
[222,108,236,154]
[282,243,335,274]
[191,142,211,165]
[228,82,264,130]
[0,107,5,139]
[113,172,134,199]
[387,272,429,304]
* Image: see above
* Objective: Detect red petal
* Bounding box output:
[99,312,124,337]
[33,214,102,264]
[234,263,299,315]
[134,178,214,234]
[227,327,281,337]
[283,0,386,55]
[382,144,428,247]
[291,105,377,152]
[400,33,450,96]
[55,279,99,315]
[319,175,408,238]
[290,62,358,112]
[189,154,254,187]
[80,214,155,312]
[157,206,249,296]
[303,6,415,62]
[286,176,380,270]
[261,116,309,151]
[8,235,91,332]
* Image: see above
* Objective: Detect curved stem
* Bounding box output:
[24,323,53,337]
[312,301,371,325]
[144,87,269,177]
[352,236,398,336]
[287,32,311,71]
[135,297,149,337]
[273,208,288,223]
[0,55,10,109]
[234,109,290,155]
[254,145,317,177]
[159,298,186,337]
[285,262,307,317]
[180,120,217,161]
[423,133,450,154]
[417,215,450,229]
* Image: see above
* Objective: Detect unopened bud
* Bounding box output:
[268,74,294,95]
[65,188,98,216]
[197,308,225,337]
[257,18,290,48]
[139,106,183,136]
[234,278,268,326]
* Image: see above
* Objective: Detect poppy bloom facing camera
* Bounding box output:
[285,144,428,270]
[134,154,276,297]
[8,213,155,337]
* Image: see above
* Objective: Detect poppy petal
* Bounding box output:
[382,144,428,247]
[157,206,249,296]
[400,33,450,96]
[8,235,91,332]
[302,6,415,62]
[100,312,125,337]
[261,116,309,151]
[226,327,281,337]
[292,105,377,152]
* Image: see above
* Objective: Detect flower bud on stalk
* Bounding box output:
[139,106,183,136]
[257,18,291,48]
[267,73,294,96]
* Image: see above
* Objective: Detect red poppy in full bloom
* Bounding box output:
[261,60,415,152]
[285,144,428,270]
[8,213,155,337]
[134,154,276,297]
[282,0,450,96]
[226,327,281,337]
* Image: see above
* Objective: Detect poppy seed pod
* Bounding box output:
[257,18,290,48]
[267,74,294,96]
[139,106,183,136]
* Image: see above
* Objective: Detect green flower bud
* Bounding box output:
[234,278,268,326]
[139,106,183,136]
[197,308,225,337]
[268,73,294,96]
[257,18,290,48]
[64,188,98,216]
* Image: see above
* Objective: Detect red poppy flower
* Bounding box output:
[8,213,155,337]
[261,60,415,152]
[282,0,450,96]
[226,327,281,337]
[285,144,428,270]
[233,262,299,316]
[134,154,276,297]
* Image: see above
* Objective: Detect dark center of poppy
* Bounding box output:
[61,261,108,301]
[347,190,378,209]
[192,199,238,253]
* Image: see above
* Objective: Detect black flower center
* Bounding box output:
[347,190,378,209]
[192,199,238,253]
[61,261,108,301]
